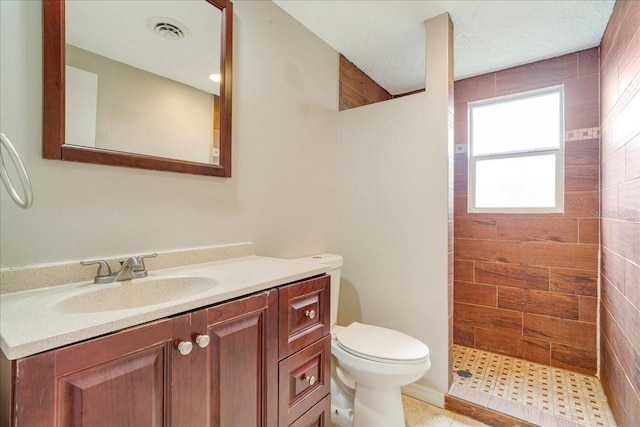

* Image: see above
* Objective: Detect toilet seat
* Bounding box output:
[335,322,429,364]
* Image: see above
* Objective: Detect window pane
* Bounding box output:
[475,155,556,208]
[471,91,560,156]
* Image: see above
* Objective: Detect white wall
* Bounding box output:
[337,14,452,400]
[0,0,337,267]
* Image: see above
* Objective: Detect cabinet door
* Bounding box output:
[202,290,278,427]
[11,318,175,427]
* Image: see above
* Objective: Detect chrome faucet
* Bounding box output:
[81,253,157,284]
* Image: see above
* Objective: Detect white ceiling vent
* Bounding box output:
[146,17,190,41]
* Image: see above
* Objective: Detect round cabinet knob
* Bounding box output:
[302,374,317,386]
[177,341,193,356]
[195,334,210,348]
[304,309,316,319]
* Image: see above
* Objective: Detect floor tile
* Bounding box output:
[451,345,617,427]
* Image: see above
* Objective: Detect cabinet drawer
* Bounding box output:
[278,275,330,358]
[288,394,331,427]
[278,336,331,427]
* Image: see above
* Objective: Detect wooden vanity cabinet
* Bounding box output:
[278,276,331,427]
[2,275,330,427]
[2,290,277,427]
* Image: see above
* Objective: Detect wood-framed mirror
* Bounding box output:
[43,0,233,177]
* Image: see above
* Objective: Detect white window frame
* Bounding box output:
[468,85,565,214]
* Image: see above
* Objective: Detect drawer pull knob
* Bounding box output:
[177,341,193,356]
[195,334,210,348]
[302,374,317,385]
[304,309,316,319]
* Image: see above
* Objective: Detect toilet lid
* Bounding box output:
[335,322,429,364]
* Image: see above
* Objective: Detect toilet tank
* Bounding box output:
[292,254,342,327]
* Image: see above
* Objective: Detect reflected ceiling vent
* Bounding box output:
[147,17,190,41]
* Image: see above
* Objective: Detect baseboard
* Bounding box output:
[401,382,445,408]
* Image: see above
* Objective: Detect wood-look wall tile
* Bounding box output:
[474,327,521,356]
[494,54,576,95]
[455,219,497,239]
[453,324,475,347]
[550,343,597,375]
[364,75,391,103]
[455,73,496,102]
[565,139,600,168]
[565,164,599,192]
[454,155,468,181]
[522,242,598,270]
[601,337,640,427]
[455,239,521,263]
[454,121,468,144]
[600,0,626,65]
[577,47,599,77]
[627,134,640,181]
[499,288,581,319]
[619,23,640,96]
[601,277,640,356]
[454,101,468,123]
[455,259,474,282]
[518,337,551,366]
[339,55,365,94]
[579,296,597,323]
[602,186,618,213]
[549,268,598,297]
[454,173,468,193]
[496,218,578,243]
[475,263,549,290]
[625,260,640,310]
[578,218,599,244]
[602,247,627,292]
[613,91,640,150]
[454,195,468,217]
[523,314,596,349]
[455,302,523,334]
[339,81,366,110]
[600,61,619,122]
[564,74,600,105]
[565,100,600,130]
[564,191,599,217]
[455,281,497,307]
[601,0,640,80]
[601,302,640,402]
[602,219,640,264]
[497,287,526,312]
[618,178,640,221]
[603,113,628,158]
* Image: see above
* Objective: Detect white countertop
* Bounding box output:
[1,256,329,360]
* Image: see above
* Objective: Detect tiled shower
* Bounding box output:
[453,0,640,425]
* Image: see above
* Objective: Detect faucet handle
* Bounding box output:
[134,253,157,271]
[80,259,112,278]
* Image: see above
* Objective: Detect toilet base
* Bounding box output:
[352,385,405,427]
[331,404,354,427]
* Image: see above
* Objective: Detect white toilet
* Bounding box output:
[294,254,431,427]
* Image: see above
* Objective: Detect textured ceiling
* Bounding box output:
[66,1,221,95]
[273,0,615,95]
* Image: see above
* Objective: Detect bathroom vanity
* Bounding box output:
[0,252,331,427]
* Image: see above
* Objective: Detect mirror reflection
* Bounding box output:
[65,1,222,165]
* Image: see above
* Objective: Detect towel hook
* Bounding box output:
[0,132,33,209]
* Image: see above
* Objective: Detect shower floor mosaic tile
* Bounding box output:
[451,345,617,427]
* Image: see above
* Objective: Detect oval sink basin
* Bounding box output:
[53,276,216,313]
